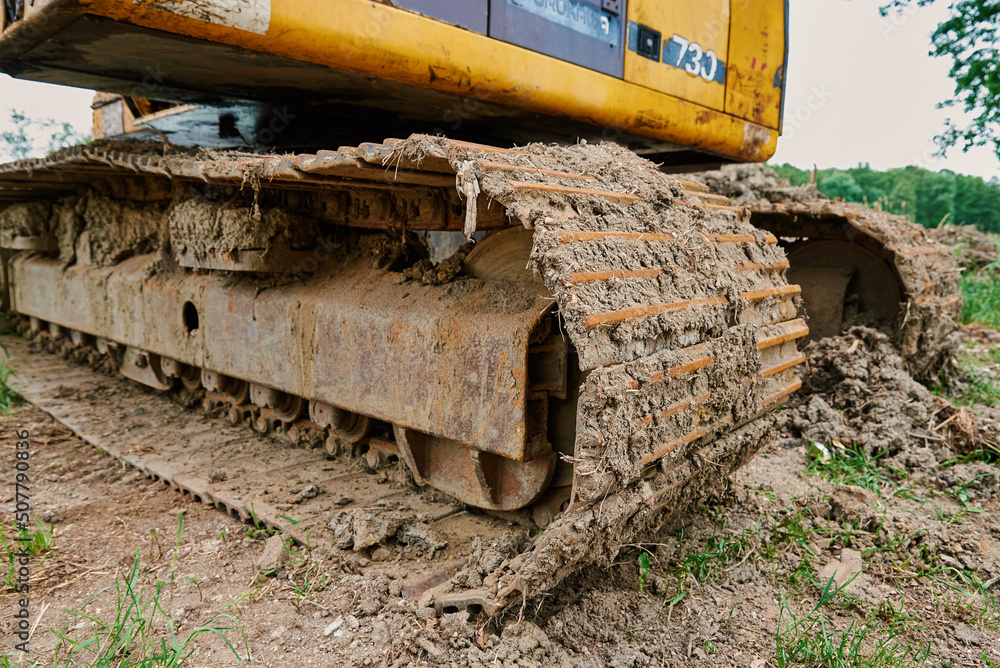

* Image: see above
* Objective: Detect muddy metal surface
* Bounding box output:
[4,336,499,609]
[691,163,962,380]
[0,135,812,614]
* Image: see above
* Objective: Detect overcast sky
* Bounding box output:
[771,0,999,180]
[0,0,997,179]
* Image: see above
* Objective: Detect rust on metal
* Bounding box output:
[477,160,597,181]
[553,230,676,243]
[761,353,807,378]
[675,178,709,193]
[740,285,801,301]
[394,427,555,511]
[584,296,729,329]
[568,267,663,283]
[626,344,713,389]
[728,260,790,271]
[705,233,760,243]
[757,318,810,350]
[9,252,553,463]
[638,415,734,466]
[659,355,716,381]
[760,379,804,408]
[507,180,643,204]
[676,199,744,214]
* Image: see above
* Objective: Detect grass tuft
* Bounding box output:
[775,577,930,668]
[959,262,1000,329]
[1,519,54,592]
[0,340,26,415]
[806,445,893,495]
[51,549,250,666]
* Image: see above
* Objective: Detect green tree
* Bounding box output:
[0,109,90,161]
[881,0,1000,159]
[818,171,863,202]
[769,162,1000,231]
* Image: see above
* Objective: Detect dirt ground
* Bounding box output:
[1,325,998,667]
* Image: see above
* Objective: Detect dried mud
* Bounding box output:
[691,163,963,382]
[0,201,50,238]
[0,135,806,618]
[168,193,319,254]
[786,326,939,453]
[785,326,1000,468]
[0,136,973,634]
[691,163,825,205]
[929,224,998,271]
[387,136,807,606]
[393,136,789,370]
[80,195,168,267]
[9,400,997,668]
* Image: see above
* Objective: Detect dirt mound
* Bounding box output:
[785,326,1000,465]
[928,224,998,272]
[691,163,826,204]
[786,326,936,453]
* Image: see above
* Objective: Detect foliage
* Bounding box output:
[1,519,54,592]
[805,444,894,495]
[637,552,651,592]
[51,550,249,666]
[775,577,930,668]
[959,260,1000,327]
[771,162,1000,232]
[0,341,26,415]
[0,109,90,161]
[880,0,1000,160]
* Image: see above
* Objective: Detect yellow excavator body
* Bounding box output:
[2,0,786,164]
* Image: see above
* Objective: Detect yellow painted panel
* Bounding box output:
[75,0,779,161]
[725,0,787,129]
[624,0,730,111]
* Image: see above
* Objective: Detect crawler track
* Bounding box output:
[749,200,961,379]
[4,334,496,604]
[0,135,807,613]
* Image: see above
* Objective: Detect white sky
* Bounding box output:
[771,0,1000,180]
[0,0,998,179]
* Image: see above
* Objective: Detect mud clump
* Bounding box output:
[786,327,936,453]
[450,533,529,591]
[328,507,449,556]
[329,508,409,551]
[168,195,318,254]
[692,163,826,204]
[928,224,998,271]
[403,241,473,285]
[786,326,1000,471]
[82,195,168,267]
[0,201,51,240]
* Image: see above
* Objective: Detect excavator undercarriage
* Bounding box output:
[0,134,961,613]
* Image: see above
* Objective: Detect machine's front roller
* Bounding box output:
[0,136,807,613]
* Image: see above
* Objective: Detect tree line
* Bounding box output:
[770,163,1000,233]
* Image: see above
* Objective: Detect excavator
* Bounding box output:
[0,0,960,613]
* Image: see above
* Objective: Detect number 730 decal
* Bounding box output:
[662,34,726,84]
